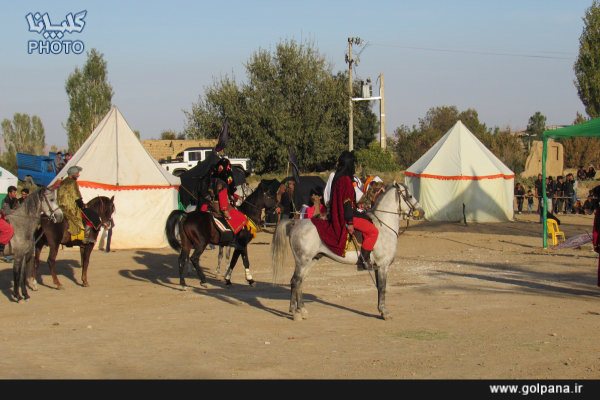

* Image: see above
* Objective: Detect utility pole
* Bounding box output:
[346,37,357,151]
[379,73,386,149]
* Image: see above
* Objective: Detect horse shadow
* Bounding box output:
[120,250,380,320]
[0,259,81,301]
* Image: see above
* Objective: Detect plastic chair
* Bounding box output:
[547,219,566,246]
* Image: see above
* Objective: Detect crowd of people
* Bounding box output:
[514,170,597,216]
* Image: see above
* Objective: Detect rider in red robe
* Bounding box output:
[211,158,247,234]
[312,151,378,269]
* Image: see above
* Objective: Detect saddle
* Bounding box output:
[211,214,235,245]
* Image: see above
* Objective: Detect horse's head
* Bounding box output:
[39,187,64,223]
[91,195,116,229]
[394,181,425,220]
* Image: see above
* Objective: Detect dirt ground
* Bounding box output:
[1,211,599,379]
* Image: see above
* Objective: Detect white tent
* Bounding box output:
[405,120,514,222]
[51,107,180,248]
[0,166,18,203]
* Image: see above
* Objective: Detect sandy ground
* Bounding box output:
[0,211,599,379]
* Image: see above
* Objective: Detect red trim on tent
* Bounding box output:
[78,181,179,191]
[404,172,514,180]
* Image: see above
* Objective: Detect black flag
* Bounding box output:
[214,118,230,153]
[288,147,301,184]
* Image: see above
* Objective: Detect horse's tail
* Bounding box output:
[271,219,293,284]
[165,210,186,252]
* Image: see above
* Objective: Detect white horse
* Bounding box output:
[271,182,424,321]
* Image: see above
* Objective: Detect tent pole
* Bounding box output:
[542,137,548,248]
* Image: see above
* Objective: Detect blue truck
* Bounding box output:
[16,152,59,186]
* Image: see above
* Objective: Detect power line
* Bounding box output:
[370,42,574,60]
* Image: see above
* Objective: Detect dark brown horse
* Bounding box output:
[165,183,276,290]
[33,196,115,289]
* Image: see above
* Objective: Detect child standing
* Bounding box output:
[526,188,534,214]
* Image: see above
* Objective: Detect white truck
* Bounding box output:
[159,147,253,177]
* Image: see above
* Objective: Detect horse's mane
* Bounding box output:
[371,184,396,210]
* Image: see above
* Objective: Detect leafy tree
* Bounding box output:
[355,141,398,173]
[526,111,547,139]
[574,0,600,118]
[160,130,185,140]
[489,129,526,175]
[65,48,113,152]
[184,40,378,173]
[0,113,46,173]
[560,112,600,168]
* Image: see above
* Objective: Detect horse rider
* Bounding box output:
[312,150,379,270]
[57,165,95,244]
[208,157,247,233]
[276,177,298,220]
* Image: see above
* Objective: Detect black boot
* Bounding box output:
[358,248,376,271]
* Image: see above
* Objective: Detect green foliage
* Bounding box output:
[574,0,600,118]
[560,112,600,168]
[355,141,399,173]
[526,111,547,139]
[0,113,46,173]
[65,48,113,152]
[160,130,185,140]
[184,39,379,173]
[489,129,526,175]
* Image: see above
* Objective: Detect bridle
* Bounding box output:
[92,196,115,229]
[41,189,61,223]
[369,183,420,237]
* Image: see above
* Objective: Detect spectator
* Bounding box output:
[526,188,534,214]
[534,173,543,213]
[583,195,595,215]
[64,152,72,163]
[54,151,65,171]
[587,164,596,180]
[554,176,565,214]
[563,173,576,214]
[17,188,29,205]
[514,182,525,214]
[577,166,587,181]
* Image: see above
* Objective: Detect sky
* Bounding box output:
[0,0,593,149]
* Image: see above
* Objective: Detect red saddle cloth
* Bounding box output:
[225,208,247,234]
[0,217,14,245]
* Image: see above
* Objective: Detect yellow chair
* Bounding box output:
[547,219,566,246]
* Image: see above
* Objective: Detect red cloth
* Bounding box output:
[353,216,378,251]
[306,204,326,219]
[218,188,247,234]
[312,176,354,256]
[593,208,600,287]
[0,217,14,245]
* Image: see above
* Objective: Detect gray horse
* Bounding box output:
[271,182,424,321]
[7,187,63,302]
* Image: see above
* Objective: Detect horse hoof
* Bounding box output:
[82,282,90,288]
[292,312,302,322]
[247,279,255,287]
[380,311,392,320]
[181,285,188,291]
[300,308,309,319]
[225,279,232,287]
[199,281,208,288]
[56,284,65,291]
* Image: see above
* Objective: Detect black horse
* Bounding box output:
[33,196,116,289]
[165,184,276,289]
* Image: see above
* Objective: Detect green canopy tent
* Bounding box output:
[541,118,600,247]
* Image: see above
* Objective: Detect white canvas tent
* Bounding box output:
[51,106,180,248]
[0,166,18,203]
[405,120,514,222]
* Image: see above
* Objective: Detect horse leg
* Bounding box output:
[30,246,42,291]
[46,245,63,289]
[290,259,315,321]
[189,247,208,288]
[223,249,241,286]
[375,267,391,320]
[240,246,255,287]
[80,244,93,287]
[216,246,224,274]
[178,249,190,290]
[12,256,23,302]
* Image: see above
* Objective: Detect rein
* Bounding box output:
[370,186,416,237]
